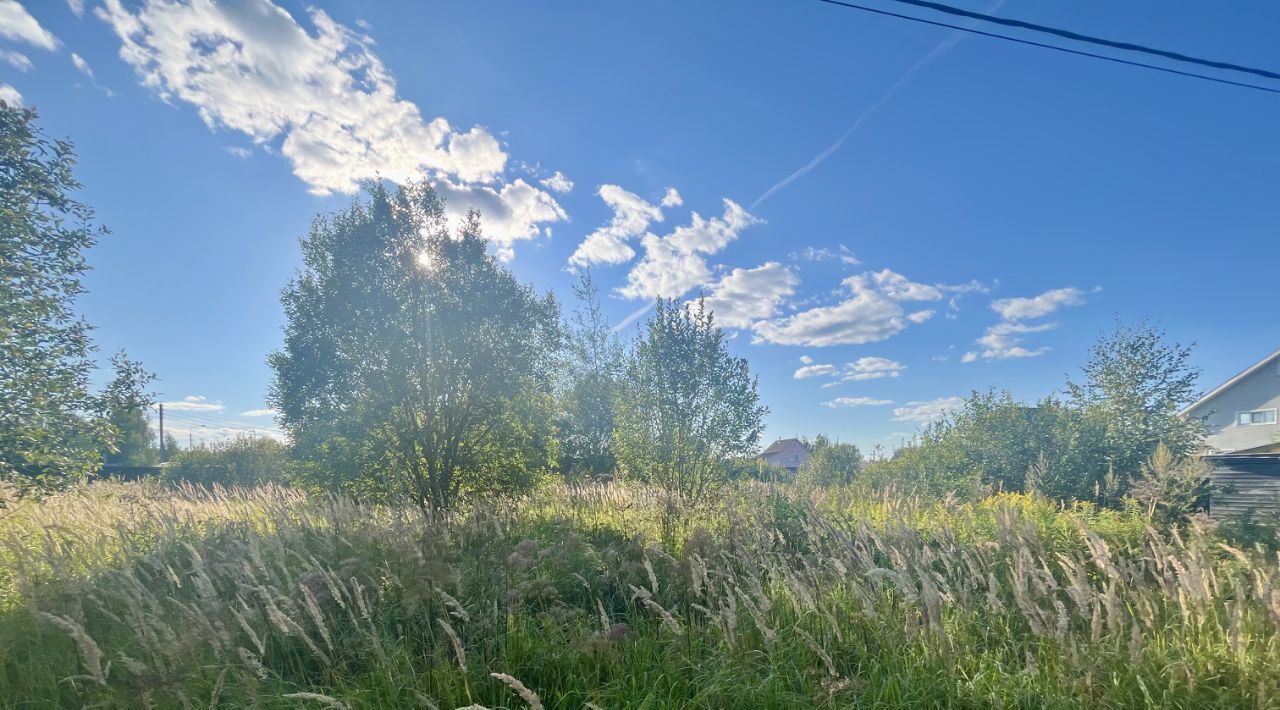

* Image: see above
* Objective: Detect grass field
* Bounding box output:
[2,480,1278,708]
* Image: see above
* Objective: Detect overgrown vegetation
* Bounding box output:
[4,480,1279,708]
[162,436,292,487]
[6,84,1276,710]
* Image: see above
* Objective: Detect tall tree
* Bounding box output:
[0,104,109,490]
[1066,319,1204,495]
[557,271,624,481]
[99,351,158,467]
[614,298,766,540]
[269,181,561,510]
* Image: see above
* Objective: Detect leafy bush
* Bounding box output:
[162,436,292,487]
[724,456,787,482]
[796,435,861,486]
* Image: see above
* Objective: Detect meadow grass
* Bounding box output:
[1,479,1277,708]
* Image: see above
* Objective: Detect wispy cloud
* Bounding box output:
[0,0,59,50]
[240,408,279,418]
[70,52,94,79]
[0,49,31,72]
[842,356,905,381]
[891,396,962,423]
[990,287,1089,321]
[794,363,838,379]
[964,286,1096,361]
[156,395,225,412]
[792,244,860,265]
[823,396,893,409]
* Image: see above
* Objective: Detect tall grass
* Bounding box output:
[2,479,1277,708]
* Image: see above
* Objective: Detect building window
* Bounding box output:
[1237,409,1277,426]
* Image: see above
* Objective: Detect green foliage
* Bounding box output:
[3,480,1277,709]
[725,456,787,482]
[1126,442,1211,525]
[1067,319,1205,494]
[556,271,624,481]
[162,435,292,487]
[796,434,862,486]
[613,298,766,539]
[99,351,158,467]
[269,182,561,510]
[875,323,1206,506]
[0,104,109,491]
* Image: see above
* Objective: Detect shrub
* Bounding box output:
[162,436,292,487]
[796,436,861,486]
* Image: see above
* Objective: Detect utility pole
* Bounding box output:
[158,403,165,463]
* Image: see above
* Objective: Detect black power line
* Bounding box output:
[815,0,1280,95]
[882,0,1280,81]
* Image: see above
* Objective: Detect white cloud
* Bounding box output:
[0,49,31,71]
[892,397,962,424]
[991,287,1088,321]
[700,261,798,329]
[433,177,566,260]
[240,408,279,417]
[225,146,252,159]
[906,309,935,324]
[971,321,1056,360]
[70,52,94,79]
[794,363,838,379]
[842,356,905,381]
[166,425,286,447]
[569,185,664,268]
[965,286,1093,362]
[540,170,573,193]
[823,396,893,408]
[0,83,22,106]
[799,355,813,364]
[96,0,564,255]
[660,187,682,207]
[66,0,86,18]
[0,0,59,50]
[618,199,760,300]
[752,268,950,347]
[157,395,225,412]
[793,244,859,265]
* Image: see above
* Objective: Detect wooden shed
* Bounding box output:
[1205,447,1280,517]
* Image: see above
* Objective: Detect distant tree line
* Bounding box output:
[858,320,1205,508]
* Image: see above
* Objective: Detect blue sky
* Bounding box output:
[4,0,1278,452]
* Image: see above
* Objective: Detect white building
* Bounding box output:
[1181,347,1280,516]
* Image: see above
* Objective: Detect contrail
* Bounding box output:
[750,0,1007,211]
[611,301,654,334]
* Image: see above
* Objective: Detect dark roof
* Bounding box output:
[761,438,805,455]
